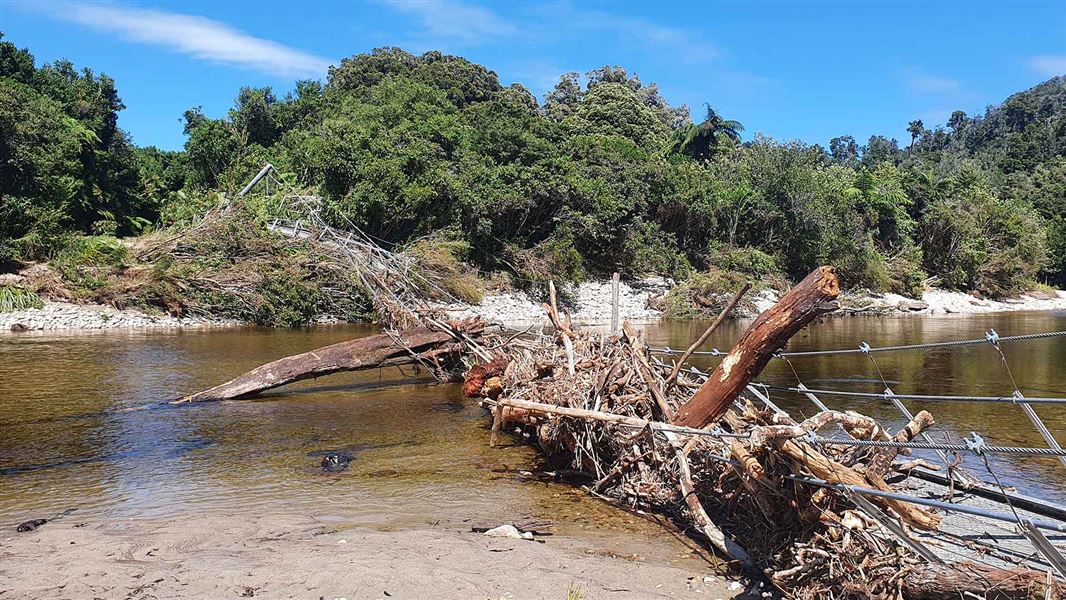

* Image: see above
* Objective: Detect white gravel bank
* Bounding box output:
[444,282,1066,326]
[440,278,672,325]
[840,289,1066,315]
[4,284,1062,333]
[1,301,237,332]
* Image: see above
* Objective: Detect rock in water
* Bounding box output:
[897,300,929,312]
[320,452,354,473]
[17,519,47,532]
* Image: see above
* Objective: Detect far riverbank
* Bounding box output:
[2,280,1064,332]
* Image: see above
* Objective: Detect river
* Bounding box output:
[1,311,1063,532]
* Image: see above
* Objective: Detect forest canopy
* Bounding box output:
[2,40,1064,298]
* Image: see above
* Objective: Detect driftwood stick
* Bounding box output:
[868,410,936,477]
[731,440,766,481]
[562,333,576,376]
[610,272,620,332]
[542,280,571,334]
[497,397,654,429]
[664,430,751,566]
[591,448,652,493]
[674,266,840,428]
[494,398,721,439]
[776,439,942,530]
[490,403,504,447]
[665,282,751,389]
[622,322,674,421]
[175,324,479,403]
[748,410,886,449]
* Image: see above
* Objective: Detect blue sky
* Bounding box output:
[2,1,1064,151]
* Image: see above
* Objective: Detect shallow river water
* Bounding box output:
[1,311,1063,532]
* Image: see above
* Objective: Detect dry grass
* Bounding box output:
[404,234,483,304]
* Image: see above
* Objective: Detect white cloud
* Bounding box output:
[1028,55,1066,78]
[381,0,517,46]
[379,1,718,62]
[918,108,953,127]
[531,3,719,62]
[43,2,332,78]
[905,73,961,94]
[504,60,571,96]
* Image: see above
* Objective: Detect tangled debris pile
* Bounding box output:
[464,270,1059,600]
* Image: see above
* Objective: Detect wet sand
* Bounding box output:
[0,513,748,599]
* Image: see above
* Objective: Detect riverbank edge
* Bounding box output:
[2,279,1064,333]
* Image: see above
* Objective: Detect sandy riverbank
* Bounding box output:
[0,513,752,600]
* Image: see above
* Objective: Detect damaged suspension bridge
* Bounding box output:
[173,179,1065,599]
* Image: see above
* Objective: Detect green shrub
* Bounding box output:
[508,227,586,287]
[0,285,44,312]
[621,220,690,278]
[885,244,927,298]
[90,219,118,236]
[922,186,1047,298]
[663,267,753,319]
[158,190,225,226]
[55,235,129,267]
[708,245,781,279]
[835,240,890,292]
[253,271,322,327]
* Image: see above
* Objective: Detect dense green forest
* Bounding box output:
[2,36,1064,315]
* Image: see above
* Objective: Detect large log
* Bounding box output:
[174,323,480,403]
[673,266,839,428]
[901,561,1060,599]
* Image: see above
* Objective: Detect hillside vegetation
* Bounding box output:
[2,36,1064,323]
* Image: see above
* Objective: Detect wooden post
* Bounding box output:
[673,267,839,428]
[610,272,620,332]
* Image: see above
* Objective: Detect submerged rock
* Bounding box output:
[16,519,48,532]
[319,452,354,473]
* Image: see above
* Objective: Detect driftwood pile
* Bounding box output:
[462,268,1058,599]
[179,263,1061,599]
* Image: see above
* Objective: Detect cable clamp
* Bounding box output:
[1012,390,1024,404]
[859,342,871,354]
[803,430,818,444]
[663,346,674,355]
[964,431,987,456]
[711,348,721,356]
[985,329,999,345]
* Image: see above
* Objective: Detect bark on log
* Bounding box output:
[673,266,840,428]
[175,323,481,403]
[901,561,1060,599]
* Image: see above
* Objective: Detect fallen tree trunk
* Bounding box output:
[901,561,1060,599]
[673,266,840,428]
[175,322,482,403]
